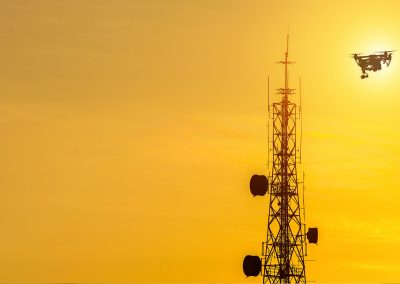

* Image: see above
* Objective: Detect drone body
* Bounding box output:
[352,50,395,79]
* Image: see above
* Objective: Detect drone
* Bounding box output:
[351,50,395,79]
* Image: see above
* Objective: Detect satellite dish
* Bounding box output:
[243,255,261,277]
[307,227,318,244]
[250,175,268,196]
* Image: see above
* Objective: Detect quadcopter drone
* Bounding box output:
[351,50,395,79]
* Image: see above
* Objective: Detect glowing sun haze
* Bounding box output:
[1,0,400,283]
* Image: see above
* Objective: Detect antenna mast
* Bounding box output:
[263,33,306,284]
[243,35,318,284]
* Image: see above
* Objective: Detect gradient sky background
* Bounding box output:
[1,0,400,283]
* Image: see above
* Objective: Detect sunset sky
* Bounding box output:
[1,0,400,283]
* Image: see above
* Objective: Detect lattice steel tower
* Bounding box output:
[263,34,305,284]
[243,36,318,284]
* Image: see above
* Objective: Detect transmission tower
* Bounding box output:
[243,35,318,284]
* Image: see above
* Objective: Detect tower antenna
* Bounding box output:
[243,35,318,284]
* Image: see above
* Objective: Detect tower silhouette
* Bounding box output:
[243,35,318,284]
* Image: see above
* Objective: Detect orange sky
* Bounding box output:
[1,0,400,283]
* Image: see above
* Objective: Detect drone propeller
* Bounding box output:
[373,50,397,54]
[349,53,363,59]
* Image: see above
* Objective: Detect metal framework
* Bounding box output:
[262,36,306,284]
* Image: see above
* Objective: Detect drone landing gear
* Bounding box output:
[361,74,368,79]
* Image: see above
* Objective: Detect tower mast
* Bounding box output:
[243,35,317,284]
[263,34,305,284]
